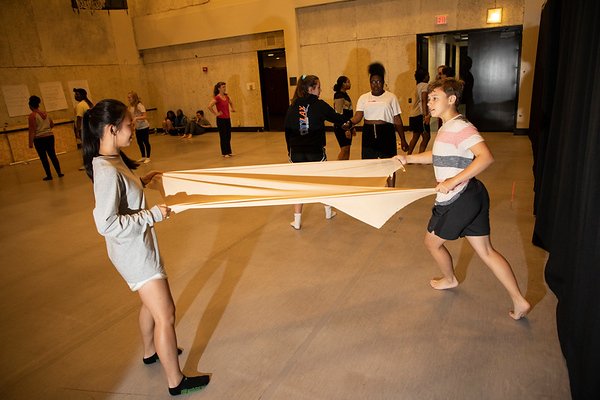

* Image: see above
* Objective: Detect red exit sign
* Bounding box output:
[435,15,448,25]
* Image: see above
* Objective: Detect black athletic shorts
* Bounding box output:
[334,125,352,147]
[289,147,327,163]
[361,123,397,159]
[408,115,431,134]
[427,178,490,240]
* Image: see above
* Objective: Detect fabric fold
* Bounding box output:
[156,159,435,228]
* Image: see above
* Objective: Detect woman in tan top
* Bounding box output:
[28,95,63,181]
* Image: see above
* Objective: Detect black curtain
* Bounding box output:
[530,0,600,399]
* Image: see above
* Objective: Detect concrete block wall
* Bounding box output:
[296,0,526,122]
[1,0,542,147]
[0,1,147,129]
[141,31,285,128]
[0,123,78,166]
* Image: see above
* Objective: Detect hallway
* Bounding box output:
[0,130,569,399]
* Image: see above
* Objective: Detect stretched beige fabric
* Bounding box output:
[157,159,435,229]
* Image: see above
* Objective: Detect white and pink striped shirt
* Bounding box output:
[432,115,483,205]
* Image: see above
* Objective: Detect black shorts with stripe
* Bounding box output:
[361,123,397,159]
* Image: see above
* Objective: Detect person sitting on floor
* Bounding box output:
[174,109,188,135]
[182,110,211,139]
[162,110,177,135]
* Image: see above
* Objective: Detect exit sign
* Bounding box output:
[436,15,448,25]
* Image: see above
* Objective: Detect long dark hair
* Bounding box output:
[74,89,94,108]
[291,75,319,104]
[333,76,348,92]
[213,82,226,96]
[82,99,138,181]
[83,97,93,108]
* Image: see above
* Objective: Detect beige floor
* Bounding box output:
[0,131,570,399]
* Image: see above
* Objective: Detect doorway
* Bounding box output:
[417,26,522,132]
[258,49,289,131]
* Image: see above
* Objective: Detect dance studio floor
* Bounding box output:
[0,130,570,399]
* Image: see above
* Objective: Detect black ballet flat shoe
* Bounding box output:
[168,375,210,396]
[143,348,183,365]
[42,176,52,181]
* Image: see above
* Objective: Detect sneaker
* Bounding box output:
[43,176,52,181]
[58,173,65,178]
[137,157,146,163]
[143,158,151,164]
[168,375,210,396]
[223,154,232,158]
[78,165,86,171]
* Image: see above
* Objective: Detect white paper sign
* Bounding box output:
[2,85,31,117]
[39,81,68,112]
[67,80,91,108]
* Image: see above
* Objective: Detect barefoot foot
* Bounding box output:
[509,299,531,320]
[430,276,459,290]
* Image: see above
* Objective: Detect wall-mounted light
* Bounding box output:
[487,7,503,23]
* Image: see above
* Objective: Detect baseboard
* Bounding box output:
[324,125,408,132]
[514,128,529,136]
[153,125,410,134]
[154,127,264,134]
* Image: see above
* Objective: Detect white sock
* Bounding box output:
[290,213,301,229]
[324,205,337,219]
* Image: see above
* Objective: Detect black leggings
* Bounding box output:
[33,135,62,177]
[136,128,151,158]
[217,118,232,155]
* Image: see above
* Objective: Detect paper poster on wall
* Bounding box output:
[67,80,91,108]
[39,82,68,112]
[2,85,31,117]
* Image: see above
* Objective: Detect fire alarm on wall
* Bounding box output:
[202,67,208,72]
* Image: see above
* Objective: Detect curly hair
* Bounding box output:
[368,62,386,82]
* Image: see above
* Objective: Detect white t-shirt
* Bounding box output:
[410,82,428,117]
[130,103,149,130]
[356,90,401,124]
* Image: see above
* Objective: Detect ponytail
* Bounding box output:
[213,82,226,96]
[82,110,98,180]
[82,99,138,182]
[333,75,348,92]
[291,74,319,104]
